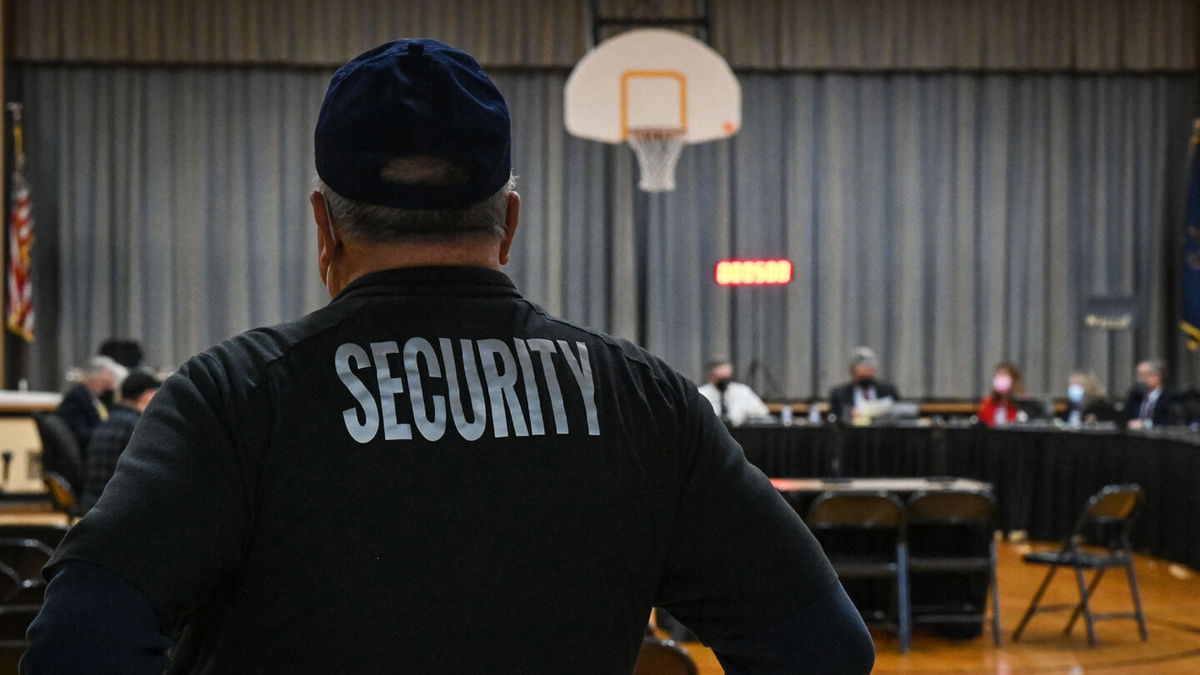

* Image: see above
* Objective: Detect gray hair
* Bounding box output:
[64,355,127,387]
[85,355,126,379]
[848,346,878,372]
[318,158,516,243]
[1138,358,1166,377]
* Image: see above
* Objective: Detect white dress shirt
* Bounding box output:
[698,381,770,426]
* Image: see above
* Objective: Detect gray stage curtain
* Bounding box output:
[17,65,1199,400]
[12,0,1199,71]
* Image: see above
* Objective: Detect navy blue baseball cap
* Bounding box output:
[315,39,511,210]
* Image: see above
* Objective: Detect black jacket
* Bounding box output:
[1122,387,1176,427]
[54,383,103,451]
[36,266,843,673]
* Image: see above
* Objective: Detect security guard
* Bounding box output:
[26,40,873,673]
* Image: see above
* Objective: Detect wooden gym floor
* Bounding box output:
[660,539,1200,673]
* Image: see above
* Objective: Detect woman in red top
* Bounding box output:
[979,362,1023,427]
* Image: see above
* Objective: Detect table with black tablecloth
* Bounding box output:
[732,423,1200,569]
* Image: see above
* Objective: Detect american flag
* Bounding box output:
[6,106,33,342]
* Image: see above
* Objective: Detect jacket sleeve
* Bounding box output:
[22,561,171,674]
[706,582,874,675]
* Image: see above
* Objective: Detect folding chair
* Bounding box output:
[907,490,1001,645]
[31,413,84,496]
[805,491,910,652]
[1012,484,1147,646]
[0,539,53,607]
[633,637,697,675]
[0,526,67,551]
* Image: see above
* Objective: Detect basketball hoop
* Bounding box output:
[564,29,741,194]
[627,128,685,192]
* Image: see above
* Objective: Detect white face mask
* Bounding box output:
[1067,383,1085,404]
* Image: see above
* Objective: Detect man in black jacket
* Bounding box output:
[829,347,900,422]
[54,356,126,451]
[1123,359,1176,429]
[25,39,873,674]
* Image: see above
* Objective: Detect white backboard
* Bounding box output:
[564,29,741,145]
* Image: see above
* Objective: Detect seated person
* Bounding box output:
[81,370,161,512]
[697,360,769,426]
[1061,371,1117,424]
[55,356,128,451]
[978,362,1025,427]
[828,347,899,421]
[1123,359,1176,429]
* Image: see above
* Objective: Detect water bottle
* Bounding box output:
[779,405,793,426]
[808,403,823,425]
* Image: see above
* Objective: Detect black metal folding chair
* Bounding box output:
[0,526,67,551]
[907,490,1001,645]
[805,491,910,652]
[1012,484,1148,646]
[31,413,84,496]
[0,538,53,607]
[633,637,697,675]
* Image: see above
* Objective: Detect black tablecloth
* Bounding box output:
[732,423,1200,569]
[731,425,835,477]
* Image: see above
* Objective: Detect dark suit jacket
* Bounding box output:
[829,381,900,420]
[55,383,103,451]
[1122,387,1176,427]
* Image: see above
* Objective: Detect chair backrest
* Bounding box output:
[633,638,697,675]
[31,413,84,491]
[907,490,995,525]
[1072,484,1144,547]
[806,492,906,530]
[0,540,53,583]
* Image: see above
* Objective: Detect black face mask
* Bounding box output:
[715,377,732,392]
[98,390,116,409]
[856,378,877,390]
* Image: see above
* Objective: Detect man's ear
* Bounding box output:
[498,191,520,266]
[311,190,340,274]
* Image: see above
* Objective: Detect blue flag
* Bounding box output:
[1182,119,1200,350]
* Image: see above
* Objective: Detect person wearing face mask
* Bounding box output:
[1123,359,1177,429]
[54,355,128,452]
[1060,371,1117,426]
[697,360,770,426]
[978,362,1024,427]
[828,347,900,422]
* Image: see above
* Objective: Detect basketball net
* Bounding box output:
[627,128,685,192]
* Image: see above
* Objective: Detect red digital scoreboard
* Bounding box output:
[714,259,793,286]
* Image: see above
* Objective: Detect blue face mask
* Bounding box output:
[1067,383,1085,404]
